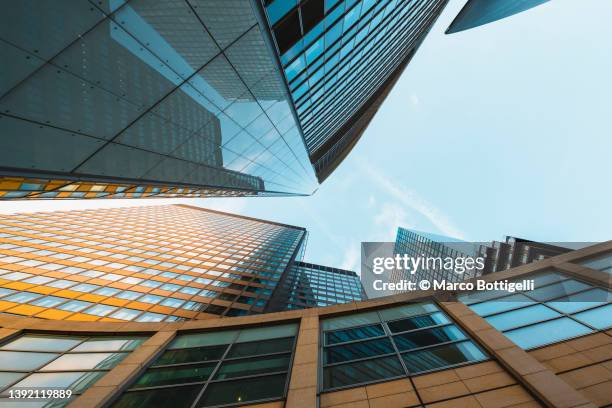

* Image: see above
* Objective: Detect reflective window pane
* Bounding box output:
[504,317,593,349]
[214,354,291,380]
[0,336,82,352]
[387,312,451,333]
[324,338,394,364]
[226,337,294,359]
[326,323,385,345]
[132,363,216,388]
[153,345,227,367]
[402,341,486,374]
[323,355,404,389]
[199,374,286,407]
[0,351,58,371]
[40,352,128,371]
[485,304,560,331]
[572,304,612,329]
[393,326,466,352]
[112,385,201,408]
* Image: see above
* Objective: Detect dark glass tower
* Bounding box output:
[0,0,455,199]
[0,1,317,199]
[261,0,450,181]
[267,261,366,311]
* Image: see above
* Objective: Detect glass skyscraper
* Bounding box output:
[0,204,364,321]
[0,0,454,199]
[446,0,550,34]
[392,227,573,286]
[267,261,365,311]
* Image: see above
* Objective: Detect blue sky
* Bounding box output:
[0,0,610,272]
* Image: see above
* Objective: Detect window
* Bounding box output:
[460,270,611,349]
[112,323,298,408]
[0,334,146,404]
[320,302,487,391]
[578,251,612,274]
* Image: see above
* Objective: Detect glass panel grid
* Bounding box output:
[319,301,488,391]
[112,323,298,408]
[460,270,612,350]
[0,333,146,403]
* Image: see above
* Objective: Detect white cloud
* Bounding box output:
[410,94,420,105]
[360,161,466,240]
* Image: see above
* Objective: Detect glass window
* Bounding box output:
[578,252,612,273]
[112,386,202,408]
[153,345,227,366]
[0,332,147,398]
[1,336,82,352]
[325,338,394,364]
[504,317,593,349]
[132,363,216,388]
[572,304,612,329]
[402,341,487,374]
[214,354,291,380]
[41,352,127,371]
[387,312,451,333]
[0,351,58,371]
[326,324,385,345]
[199,374,286,407]
[117,323,298,407]
[393,326,466,352]
[469,293,535,317]
[528,279,591,301]
[546,288,610,314]
[485,304,560,331]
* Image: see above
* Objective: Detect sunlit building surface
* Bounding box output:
[0,204,365,321]
[267,261,365,311]
[1,0,457,199]
[0,242,609,407]
[446,0,550,34]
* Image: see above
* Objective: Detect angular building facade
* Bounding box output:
[0,0,453,199]
[446,0,550,34]
[0,241,609,407]
[261,0,450,180]
[267,261,365,311]
[0,204,364,321]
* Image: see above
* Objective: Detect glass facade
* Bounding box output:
[0,205,305,320]
[459,270,612,349]
[268,261,365,311]
[392,227,482,284]
[0,333,146,407]
[577,251,612,274]
[446,0,550,34]
[320,302,487,391]
[112,323,298,408]
[262,0,449,180]
[0,0,317,199]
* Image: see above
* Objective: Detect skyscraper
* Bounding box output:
[0,204,364,321]
[391,227,572,286]
[0,0,453,199]
[260,0,450,181]
[446,0,550,34]
[267,261,366,311]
